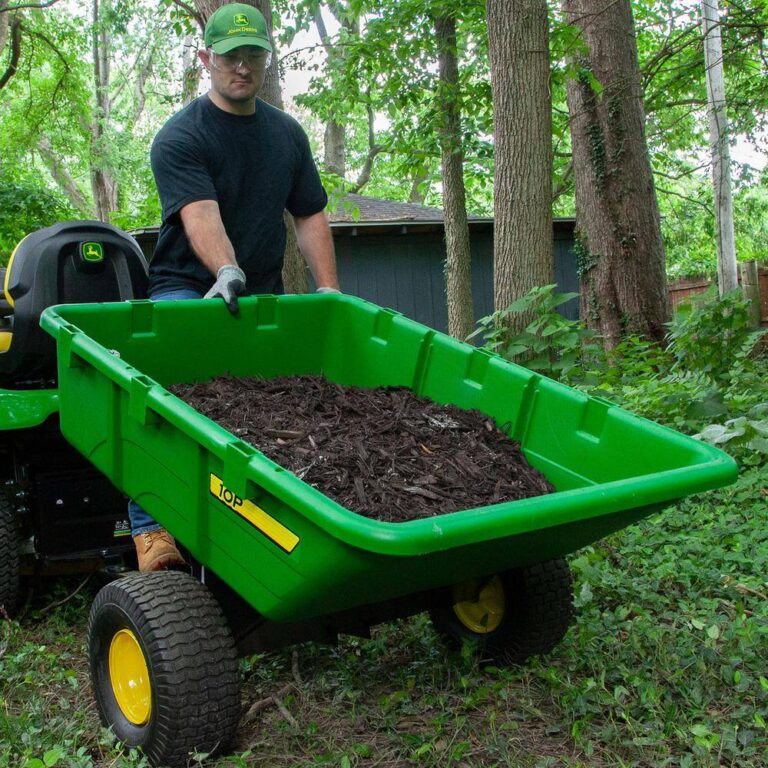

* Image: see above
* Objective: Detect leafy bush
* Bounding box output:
[666,288,766,381]
[474,286,768,467]
[0,182,76,262]
[469,285,599,379]
[695,403,768,465]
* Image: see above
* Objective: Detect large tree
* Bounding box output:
[564,0,669,346]
[435,10,473,340]
[487,0,553,328]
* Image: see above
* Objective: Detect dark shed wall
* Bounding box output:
[330,221,578,333]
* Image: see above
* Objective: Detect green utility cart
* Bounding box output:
[38,292,737,768]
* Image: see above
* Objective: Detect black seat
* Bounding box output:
[0,221,148,387]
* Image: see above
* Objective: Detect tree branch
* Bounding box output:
[552,161,573,202]
[37,137,92,215]
[350,101,386,193]
[656,185,713,214]
[0,0,59,11]
[313,7,331,52]
[0,16,20,90]
[171,0,203,33]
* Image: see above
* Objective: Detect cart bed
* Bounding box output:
[40,295,737,621]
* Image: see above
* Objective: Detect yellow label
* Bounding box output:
[209,474,299,553]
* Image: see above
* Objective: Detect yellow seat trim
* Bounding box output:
[4,233,31,310]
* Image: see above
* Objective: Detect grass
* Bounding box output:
[1,464,766,768]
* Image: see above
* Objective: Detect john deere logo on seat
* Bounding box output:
[233,13,249,25]
[81,242,104,263]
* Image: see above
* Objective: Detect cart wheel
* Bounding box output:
[0,497,19,618]
[429,559,574,665]
[88,571,240,767]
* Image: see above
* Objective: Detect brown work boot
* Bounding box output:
[133,529,185,572]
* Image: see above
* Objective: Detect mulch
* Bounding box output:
[169,375,554,523]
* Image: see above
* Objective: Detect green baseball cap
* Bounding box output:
[204,3,272,55]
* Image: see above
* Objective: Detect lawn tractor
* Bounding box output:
[0,221,149,617]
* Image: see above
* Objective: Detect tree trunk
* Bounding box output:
[314,8,346,178]
[487,0,553,330]
[435,13,474,341]
[348,103,383,194]
[740,260,760,328]
[38,137,92,215]
[0,13,20,91]
[701,0,738,295]
[564,0,669,347]
[323,119,346,178]
[408,165,429,204]
[193,0,309,293]
[91,0,118,221]
[181,34,200,106]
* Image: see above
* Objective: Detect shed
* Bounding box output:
[131,194,578,335]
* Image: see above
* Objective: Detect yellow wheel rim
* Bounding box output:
[452,575,505,634]
[108,629,152,726]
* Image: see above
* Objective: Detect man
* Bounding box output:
[130,2,340,571]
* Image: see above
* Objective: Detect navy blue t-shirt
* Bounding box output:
[149,95,328,296]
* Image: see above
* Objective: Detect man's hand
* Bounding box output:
[204,264,246,314]
[316,287,341,295]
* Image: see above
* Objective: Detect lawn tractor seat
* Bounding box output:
[0,221,148,387]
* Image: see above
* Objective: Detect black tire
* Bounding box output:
[0,497,19,618]
[430,559,574,665]
[88,571,241,767]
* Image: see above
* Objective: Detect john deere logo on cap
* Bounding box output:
[233,12,249,25]
[81,242,104,263]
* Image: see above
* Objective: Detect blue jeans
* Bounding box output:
[128,287,203,535]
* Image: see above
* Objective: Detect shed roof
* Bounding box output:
[328,193,487,224]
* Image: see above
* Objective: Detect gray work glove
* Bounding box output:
[204,264,246,314]
[315,287,341,295]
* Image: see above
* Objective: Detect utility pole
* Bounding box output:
[701,0,738,294]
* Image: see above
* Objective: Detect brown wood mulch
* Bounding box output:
[169,375,554,523]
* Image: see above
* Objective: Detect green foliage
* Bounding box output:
[666,288,767,381]
[277,0,494,214]
[0,583,152,768]
[695,403,768,464]
[0,180,75,261]
[562,466,768,766]
[577,326,765,449]
[470,285,597,378]
[0,0,183,241]
[473,287,768,469]
[734,182,768,263]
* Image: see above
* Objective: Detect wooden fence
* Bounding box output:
[668,263,768,327]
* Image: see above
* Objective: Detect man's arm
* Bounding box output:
[180,199,245,313]
[179,199,238,275]
[292,211,339,290]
